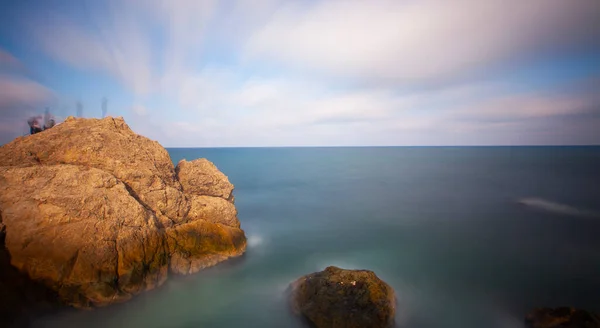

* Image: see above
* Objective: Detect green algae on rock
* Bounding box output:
[288,266,397,328]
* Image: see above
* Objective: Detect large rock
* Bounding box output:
[288,266,396,328]
[525,307,600,328]
[0,117,246,310]
[0,117,186,223]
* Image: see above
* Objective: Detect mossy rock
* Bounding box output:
[288,266,396,328]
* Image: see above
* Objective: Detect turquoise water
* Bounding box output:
[34,147,600,328]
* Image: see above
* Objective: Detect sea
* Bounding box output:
[32,146,600,328]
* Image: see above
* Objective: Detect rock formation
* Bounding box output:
[288,266,396,328]
[0,117,246,312]
[525,307,600,328]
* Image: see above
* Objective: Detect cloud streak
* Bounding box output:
[144,72,600,147]
[1,0,599,146]
[245,0,600,85]
[0,75,57,143]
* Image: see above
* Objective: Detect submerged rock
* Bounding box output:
[0,117,246,311]
[288,266,396,328]
[525,307,600,328]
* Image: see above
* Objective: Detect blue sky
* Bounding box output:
[1,0,599,146]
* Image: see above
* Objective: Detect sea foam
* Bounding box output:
[247,234,265,247]
[518,197,599,218]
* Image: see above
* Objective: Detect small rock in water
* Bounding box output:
[288,266,396,328]
[525,307,600,328]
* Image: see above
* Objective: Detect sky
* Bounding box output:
[1,0,599,147]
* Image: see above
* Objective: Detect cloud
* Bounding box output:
[142,68,599,147]
[0,48,58,144]
[0,47,34,79]
[16,0,600,91]
[450,91,600,123]
[33,18,113,72]
[131,105,147,116]
[412,78,600,145]
[0,49,22,70]
[0,74,57,144]
[26,1,155,96]
[22,0,600,95]
[23,0,235,98]
[175,71,401,129]
[244,0,600,85]
[176,66,237,115]
[4,0,598,146]
[0,76,56,114]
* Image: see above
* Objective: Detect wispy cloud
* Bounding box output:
[146,72,600,147]
[1,0,599,146]
[0,76,55,110]
[21,0,600,92]
[25,1,154,96]
[244,0,600,85]
[0,72,57,143]
[0,48,56,116]
[449,80,600,123]
[0,49,22,70]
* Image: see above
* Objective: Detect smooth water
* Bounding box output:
[34,147,600,328]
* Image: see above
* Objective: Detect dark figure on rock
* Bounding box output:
[27,116,43,135]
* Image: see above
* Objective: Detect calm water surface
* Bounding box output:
[34,147,600,328]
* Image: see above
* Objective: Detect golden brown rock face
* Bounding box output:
[0,117,246,308]
[176,158,235,201]
[288,266,397,328]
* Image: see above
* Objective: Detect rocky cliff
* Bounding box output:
[0,117,246,311]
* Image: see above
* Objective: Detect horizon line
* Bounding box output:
[164,144,600,149]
